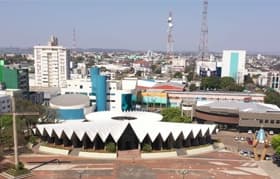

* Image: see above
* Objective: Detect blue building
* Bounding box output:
[90,67,107,111]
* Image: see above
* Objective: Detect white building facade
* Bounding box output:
[34,36,70,88]
[221,50,246,84]
[60,79,133,111]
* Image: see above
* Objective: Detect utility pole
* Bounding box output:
[12,95,19,168]
[10,95,39,168]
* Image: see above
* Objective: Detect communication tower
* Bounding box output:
[72,28,77,52]
[167,11,174,57]
[198,0,209,61]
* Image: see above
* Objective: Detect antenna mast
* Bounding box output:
[198,0,209,61]
[167,11,174,57]
[72,28,77,52]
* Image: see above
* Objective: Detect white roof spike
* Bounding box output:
[191,127,201,138]
[208,124,217,134]
[35,111,217,146]
[182,128,191,139]
[45,126,53,137]
[200,125,209,136]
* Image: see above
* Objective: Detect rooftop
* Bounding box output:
[197,100,280,113]
[50,94,89,108]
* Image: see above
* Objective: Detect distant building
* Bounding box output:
[195,60,221,77]
[170,57,186,72]
[195,100,280,132]
[267,71,280,91]
[221,50,246,84]
[248,71,268,87]
[0,94,11,113]
[60,67,134,112]
[0,60,29,97]
[34,36,70,88]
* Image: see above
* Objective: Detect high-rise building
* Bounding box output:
[221,50,246,84]
[34,36,70,88]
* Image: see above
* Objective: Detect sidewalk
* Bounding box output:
[257,160,280,179]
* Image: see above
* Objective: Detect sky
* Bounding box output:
[0,0,280,53]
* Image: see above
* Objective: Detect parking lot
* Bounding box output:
[212,130,275,156]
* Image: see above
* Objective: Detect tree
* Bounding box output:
[173,72,183,79]
[271,134,280,155]
[105,142,116,153]
[189,83,197,91]
[135,71,142,77]
[200,77,220,90]
[187,71,194,82]
[142,143,152,152]
[244,74,254,84]
[220,77,235,90]
[227,84,244,92]
[0,115,27,151]
[264,89,280,107]
[160,108,191,123]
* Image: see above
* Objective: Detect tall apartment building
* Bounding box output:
[34,36,70,88]
[221,50,246,84]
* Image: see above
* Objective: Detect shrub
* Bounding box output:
[105,142,116,153]
[17,162,24,170]
[28,136,38,145]
[272,135,280,155]
[142,143,152,152]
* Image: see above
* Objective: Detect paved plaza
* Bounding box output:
[1,150,273,179]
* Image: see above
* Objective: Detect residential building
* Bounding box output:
[34,36,70,88]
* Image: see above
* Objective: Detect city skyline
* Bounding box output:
[0,0,280,53]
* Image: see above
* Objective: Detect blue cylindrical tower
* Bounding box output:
[96,75,107,111]
[90,67,100,96]
[49,94,90,121]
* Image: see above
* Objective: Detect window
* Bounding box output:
[276,120,280,124]
[80,85,83,89]
[271,120,275,124]
[259,119,263,123]
[265,120,269,124]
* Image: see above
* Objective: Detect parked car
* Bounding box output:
[234,136,239,141]
[239,150,254,158]
[272,153,280,166]
[265,155,272,160]
[240,137,245,141]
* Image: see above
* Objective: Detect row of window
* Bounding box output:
[259,119,280,124]
[1,99,10,104]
